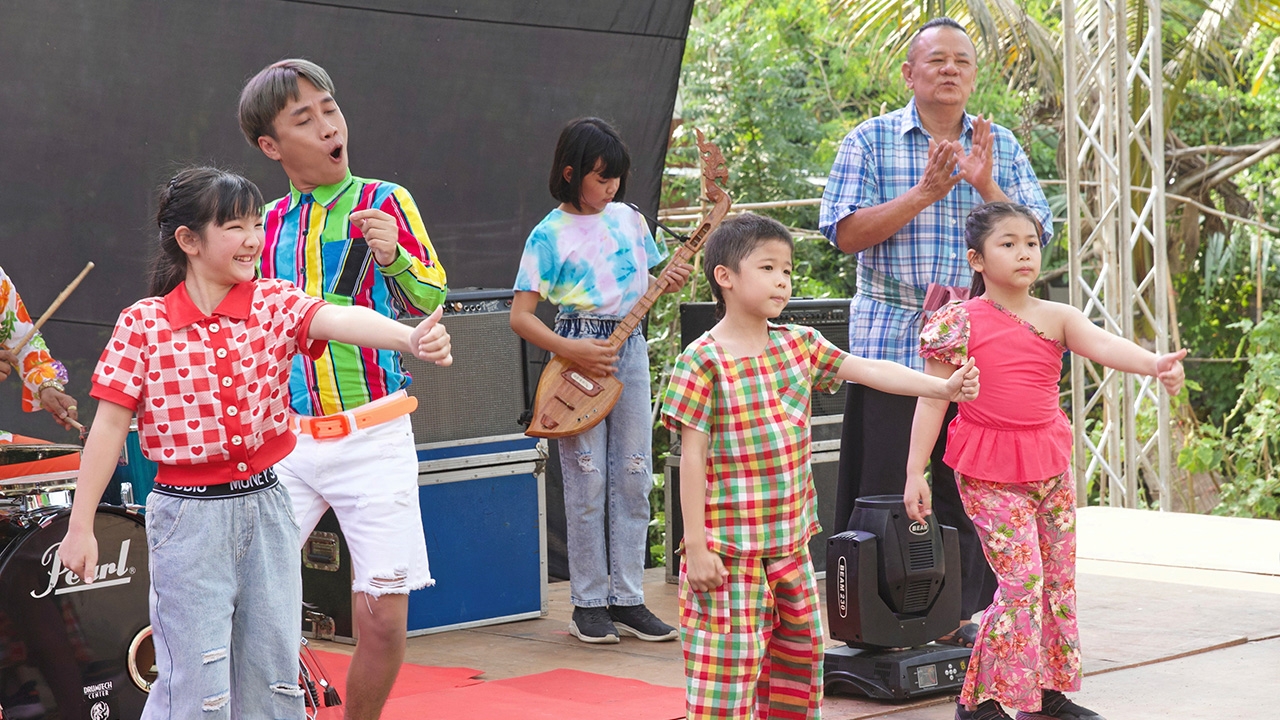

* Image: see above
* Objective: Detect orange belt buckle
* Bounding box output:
[309,415,352,440]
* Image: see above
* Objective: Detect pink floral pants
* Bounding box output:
[956,472,1082,713]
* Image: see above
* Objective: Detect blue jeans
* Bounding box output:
[555,313,654,608]
[143,482,304,719]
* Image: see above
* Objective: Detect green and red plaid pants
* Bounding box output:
[678,547,823,719]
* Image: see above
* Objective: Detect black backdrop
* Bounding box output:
[0,0,693,437]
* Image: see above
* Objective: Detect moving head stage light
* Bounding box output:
[824,495,972,700]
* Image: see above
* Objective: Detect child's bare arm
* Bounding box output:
[310,304,452,366]
[1059,305,1186,394]
[904,359,959,522]
[508,291,618,377]
[835,354,979,403]
[58,399,134,583]
[679,426,728,591]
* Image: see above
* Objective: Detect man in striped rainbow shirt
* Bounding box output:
[239,58,449,720]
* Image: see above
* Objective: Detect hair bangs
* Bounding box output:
[210,173,265,225]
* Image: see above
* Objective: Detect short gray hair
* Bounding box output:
[237,59,336,146]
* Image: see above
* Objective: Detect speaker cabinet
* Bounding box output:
[399,289,529,444]
[666,298,851,582]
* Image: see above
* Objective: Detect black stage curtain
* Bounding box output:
[0,0,693,437]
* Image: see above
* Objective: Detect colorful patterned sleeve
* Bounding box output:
[513,224,555,297]
[804,327,848,395]
[660,344,716,435]
[0,267,69,412]
[919,301,970,365]
[634,208,668,269]
[374,185,448,316]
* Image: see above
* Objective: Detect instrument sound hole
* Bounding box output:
[128,626,158,691]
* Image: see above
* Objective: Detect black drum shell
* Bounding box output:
[0,504,150,719]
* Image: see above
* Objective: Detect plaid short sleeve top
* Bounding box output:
[91,280,325,487]
[661,324,846,558]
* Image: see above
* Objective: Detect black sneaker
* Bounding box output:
[609,603,678,641]
[569,606,620,644]
[956,698,1013,720]
[1015,690,1104,720]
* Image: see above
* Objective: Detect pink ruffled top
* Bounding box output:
[919,298,1072,483]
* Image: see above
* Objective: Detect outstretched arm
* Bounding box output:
[904,359,960,523]
[1061,306,1186,395]
[309,304,453,366]
[835,354,979,403]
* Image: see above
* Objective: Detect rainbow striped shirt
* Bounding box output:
[261,171,447,417]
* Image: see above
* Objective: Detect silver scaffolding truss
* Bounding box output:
[1062,0,1175,508]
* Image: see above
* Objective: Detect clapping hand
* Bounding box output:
[917,138,966,203]
[956,115,996,197]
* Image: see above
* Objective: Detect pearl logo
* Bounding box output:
[32,539,136,599]
[909,521,929,536]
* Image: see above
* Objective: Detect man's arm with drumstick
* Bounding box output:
[0,263,93,431]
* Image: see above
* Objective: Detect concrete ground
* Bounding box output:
[314,507,1280,719]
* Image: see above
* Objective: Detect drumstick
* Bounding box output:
[8,261,95,353]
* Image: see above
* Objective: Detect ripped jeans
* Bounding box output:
[144,482,304,719]
[555,313,655,608]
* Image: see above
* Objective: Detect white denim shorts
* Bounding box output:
[278,413,433,596]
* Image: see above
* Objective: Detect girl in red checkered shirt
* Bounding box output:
[57,167,453,719]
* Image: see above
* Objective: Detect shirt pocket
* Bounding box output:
[776,365,810,429]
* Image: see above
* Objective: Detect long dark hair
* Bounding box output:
[548,117,631,210]
[963,201,1042,297]
[149,167,265,297]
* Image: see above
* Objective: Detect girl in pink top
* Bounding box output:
[904,202,1185,720]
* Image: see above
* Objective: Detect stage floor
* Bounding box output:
[311,506,1280,720]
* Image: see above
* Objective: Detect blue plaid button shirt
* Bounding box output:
[819,99,1051,370]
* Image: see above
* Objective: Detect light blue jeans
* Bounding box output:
[143,482,304,719]
[555,313,655,609]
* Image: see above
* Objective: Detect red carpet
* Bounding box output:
[307,651,684,720]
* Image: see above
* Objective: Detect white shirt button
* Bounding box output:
[216,348,228,358]
[951,253,958,259]
[231,435,243,446]
[209,323,219,332]
[226,406,239,417]
[221,377,233,387]
[236,462,247,472]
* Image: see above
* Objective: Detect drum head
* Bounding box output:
[0,505,151,719]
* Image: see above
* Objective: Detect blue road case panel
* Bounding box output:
[407,453,547,635]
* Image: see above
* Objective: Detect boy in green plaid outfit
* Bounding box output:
[660,214,980,719]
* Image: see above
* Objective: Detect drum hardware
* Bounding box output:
[304,607,337,642]
[127,626,158,691]
[299,636,342,713]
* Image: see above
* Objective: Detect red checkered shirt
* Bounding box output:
[660,324,846,559]
[91,280,325,486]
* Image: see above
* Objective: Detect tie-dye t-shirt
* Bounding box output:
[514,203,667,315]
